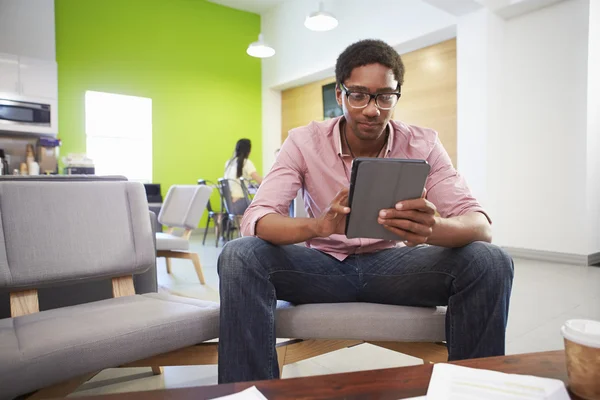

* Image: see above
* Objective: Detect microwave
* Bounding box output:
[0,97,58,135]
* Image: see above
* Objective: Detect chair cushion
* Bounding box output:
[0,293,219,399]
[156,232,189,251]
[275,302,446,342]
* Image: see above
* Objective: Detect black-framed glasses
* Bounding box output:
[340,83,401,110]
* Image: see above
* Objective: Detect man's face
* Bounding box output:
[336,63,399,141]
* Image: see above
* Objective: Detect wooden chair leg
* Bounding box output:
[151,366,163,375]
[276,345,287,377]
[190,253,206,284]
[157,250,205,285]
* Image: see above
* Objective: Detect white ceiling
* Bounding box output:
[207,0,288,15]
[206,0,561,19]
[207,0,484,16]
[421,0,483,16]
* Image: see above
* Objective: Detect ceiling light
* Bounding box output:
[305,2,338,32]
[246,34,275,58]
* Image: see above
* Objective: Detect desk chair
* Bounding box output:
[198,179,225,247]
[218,178,250,241]
[156,185,213,284]
[239,176,254,203]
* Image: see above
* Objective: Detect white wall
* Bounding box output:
[485,0,590,254]
[477,0,566,18]
[260,0,458,170]
[456,8,505,206]
[0,0,56,60]
[587,0,600,254]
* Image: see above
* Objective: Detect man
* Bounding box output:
[218,39,514,383]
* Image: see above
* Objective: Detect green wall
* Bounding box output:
[55,0,262,220]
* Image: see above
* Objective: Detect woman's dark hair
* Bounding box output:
[335,39,405,87]
[232,138,251,178]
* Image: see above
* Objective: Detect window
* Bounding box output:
[85,91,152,182]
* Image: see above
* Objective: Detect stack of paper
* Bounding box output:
[424,363,570,399]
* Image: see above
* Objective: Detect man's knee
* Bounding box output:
[218,236,271,278]
[462,241,514,282]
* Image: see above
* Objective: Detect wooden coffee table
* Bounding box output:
[81,350,581,399]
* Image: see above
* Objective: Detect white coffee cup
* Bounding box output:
[561,319,600,399]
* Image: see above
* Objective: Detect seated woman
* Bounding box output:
[224,138,263,215]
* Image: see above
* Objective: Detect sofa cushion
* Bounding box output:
[156,233,190,251]
[0,293,218,400]
[276,302,446,342]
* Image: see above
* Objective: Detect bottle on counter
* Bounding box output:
[28,161,40,175]
[25,144,36,175]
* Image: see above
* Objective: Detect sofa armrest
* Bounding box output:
[132,211,158,294]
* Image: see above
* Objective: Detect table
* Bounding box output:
[81,351,580,399]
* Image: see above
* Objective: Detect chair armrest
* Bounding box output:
[133,211,158,294]
[149,210,158,234]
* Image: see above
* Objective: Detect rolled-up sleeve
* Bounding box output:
[240,136,306,236]
[425,137,491,223]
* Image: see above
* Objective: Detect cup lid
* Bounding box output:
[561,319,600,348]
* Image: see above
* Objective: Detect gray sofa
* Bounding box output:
[0,180,219,399]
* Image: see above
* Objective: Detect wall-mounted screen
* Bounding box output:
[322,82,343,120]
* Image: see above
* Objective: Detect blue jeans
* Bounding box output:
[217,237,514,383]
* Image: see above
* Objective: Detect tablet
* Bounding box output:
[345,158,430,240]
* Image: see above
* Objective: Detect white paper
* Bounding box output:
[210,386,268,400]
[426,363,570,400]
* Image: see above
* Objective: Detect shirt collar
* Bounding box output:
[335,117,394,157]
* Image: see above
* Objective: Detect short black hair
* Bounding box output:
[335,39,405,88]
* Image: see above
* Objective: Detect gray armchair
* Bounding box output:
[0,180,219,399]
[156,185,213,284]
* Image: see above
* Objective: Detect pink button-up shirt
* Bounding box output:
[241,117,488,260]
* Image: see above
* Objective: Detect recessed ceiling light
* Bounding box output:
[305,2,338,32]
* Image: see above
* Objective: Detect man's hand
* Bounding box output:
[314,188,351,238]
[378,197,437,246]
